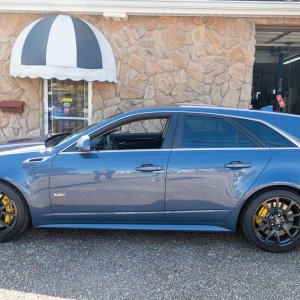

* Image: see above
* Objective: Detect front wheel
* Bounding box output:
[0,183,30,242]
[242,190,300,252]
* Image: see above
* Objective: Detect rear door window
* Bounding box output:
[178,114,257,148]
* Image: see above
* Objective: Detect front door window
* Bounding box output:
[47,79,89,135]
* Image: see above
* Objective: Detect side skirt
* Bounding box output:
[35,223,231,232]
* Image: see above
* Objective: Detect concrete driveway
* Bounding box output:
[0,228,299,300]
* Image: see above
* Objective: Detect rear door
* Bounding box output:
[165,113,272,223]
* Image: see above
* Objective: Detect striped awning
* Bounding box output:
[10,15,116,82]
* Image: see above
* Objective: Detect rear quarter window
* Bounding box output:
[234,118,297,148]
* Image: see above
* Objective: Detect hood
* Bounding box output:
[0,136,46,152]
[0,133,71,152]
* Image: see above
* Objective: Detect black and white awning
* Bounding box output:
[10,15,116,82]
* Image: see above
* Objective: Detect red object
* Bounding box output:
[276,95,285,108]
[0,100,24,113]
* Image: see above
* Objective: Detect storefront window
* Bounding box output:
[47,79,89,135]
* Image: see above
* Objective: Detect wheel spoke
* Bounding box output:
[265,229,276,241]
[256,222,269,232]
[291,225,300,229]
[262,203,270,211]
[275,197,280,211]
[275,231,281,245]
[0,220,11,229]
[285,201,294,214]
[1,212,16,217]
[0,202,10,211]
[287,213,300,219]
[283,226,294,241]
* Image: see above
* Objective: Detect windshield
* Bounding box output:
[47,112,125,148]
[46,123,100,148]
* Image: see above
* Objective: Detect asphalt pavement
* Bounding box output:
[0,228,300,300]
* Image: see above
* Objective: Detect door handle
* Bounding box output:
[135,164,163,172]
[224,161,251,169]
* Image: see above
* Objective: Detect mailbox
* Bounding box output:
[0,100,25,113]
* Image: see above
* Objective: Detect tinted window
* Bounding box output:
[181,115,256,148]
[235,118,296,148]
[90,117,170,151]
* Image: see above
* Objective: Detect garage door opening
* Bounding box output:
[253,25,300,115]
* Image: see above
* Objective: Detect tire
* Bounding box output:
[0,183,30,242]
[242,189,300,252]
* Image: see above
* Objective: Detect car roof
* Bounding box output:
[123,105,300,141]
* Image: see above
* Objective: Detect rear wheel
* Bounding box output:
[0,183,30,242]
[242,190,300,252]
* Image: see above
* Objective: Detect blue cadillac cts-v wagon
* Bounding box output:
[1,106,300,252]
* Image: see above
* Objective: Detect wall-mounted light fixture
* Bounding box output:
[283,55,300,65]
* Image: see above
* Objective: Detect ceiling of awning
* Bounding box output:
[10,15,117,82]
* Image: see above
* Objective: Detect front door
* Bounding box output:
[49,114,177,223]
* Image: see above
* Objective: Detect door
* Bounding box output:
[49,113,177,223]
[165,113,272,223]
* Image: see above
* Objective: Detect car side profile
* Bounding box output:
[1,106,300,252]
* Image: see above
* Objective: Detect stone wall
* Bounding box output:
[0,13,44,141]
[0,13,256,139]
[91,16,256,122]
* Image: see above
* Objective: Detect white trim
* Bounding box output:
[43,79,48,135]
[11,65,117,82]
[172,148,299,151]
[0,1,300,17]
[50,116,88,121]
[60,149,172,154]
[88,82,93,125]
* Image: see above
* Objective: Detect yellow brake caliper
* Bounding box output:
[256,206,268,224]
[2,195,15,224]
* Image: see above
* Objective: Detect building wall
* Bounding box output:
[0,13,44,141]
[92,16,256,122]
[0,13,256,139]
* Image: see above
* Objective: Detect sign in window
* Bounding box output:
[47,79,89,135]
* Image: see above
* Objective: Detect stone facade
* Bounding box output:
[0,13,257,139]
[92,16,256,122]
[0,13,44,141]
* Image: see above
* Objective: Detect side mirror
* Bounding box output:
[76,135,91,152]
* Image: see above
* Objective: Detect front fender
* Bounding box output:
[0,149,55,224]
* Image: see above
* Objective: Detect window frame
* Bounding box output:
[173,112,261,149]
[63,112,179,153]
[43,79,93,135]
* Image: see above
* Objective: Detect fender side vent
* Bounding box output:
[23,157,50,163]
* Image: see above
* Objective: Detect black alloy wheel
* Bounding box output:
[0,183,30,242]
[242,190,300,252]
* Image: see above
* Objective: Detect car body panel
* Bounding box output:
[0,145,54,222]
[236,149,300,210]
[165,149,272,222]
[49,150,169,222]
